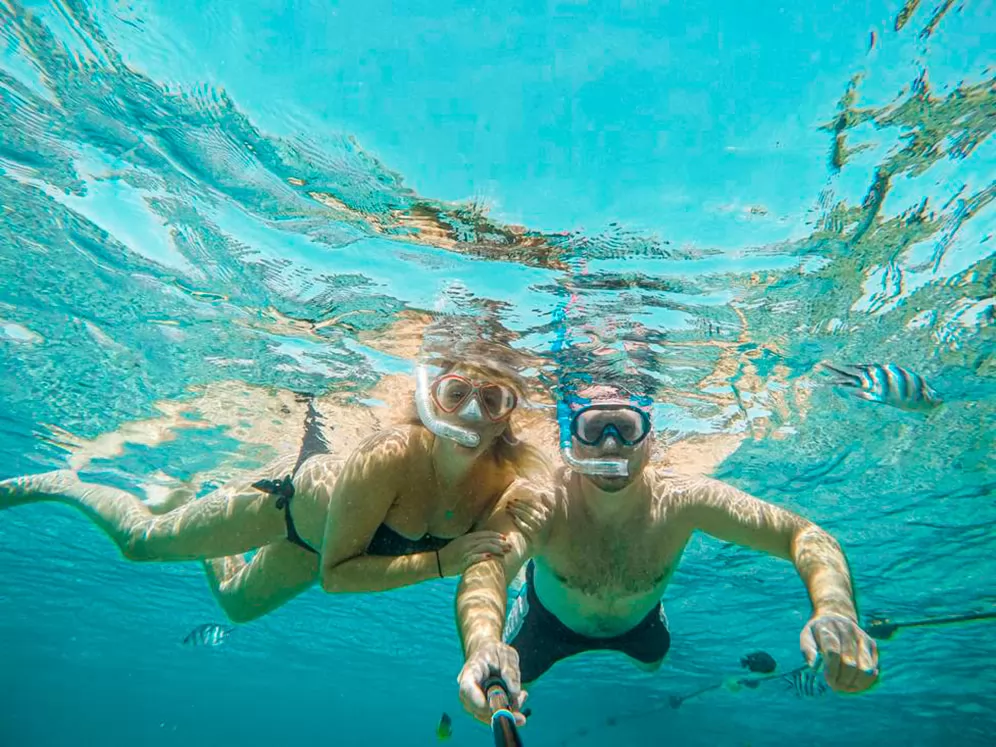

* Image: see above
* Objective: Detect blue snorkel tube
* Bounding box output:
[549,255,631,478]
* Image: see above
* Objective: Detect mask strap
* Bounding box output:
[501,429,519,446]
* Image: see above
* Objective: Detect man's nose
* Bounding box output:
[600,433,621,451]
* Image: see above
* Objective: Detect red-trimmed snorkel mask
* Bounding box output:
[415,365,519,448]
[430,374,518,422]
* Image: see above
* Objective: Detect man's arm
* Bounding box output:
[455,479,553,723]
[672,472,879,694]
[674,474,856,619]
[457,479,543,654]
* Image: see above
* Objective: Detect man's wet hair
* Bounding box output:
[564,372,652,401]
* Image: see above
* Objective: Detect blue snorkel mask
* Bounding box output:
[556,379,654,478]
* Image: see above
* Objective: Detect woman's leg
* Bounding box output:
[0,469,288,561]
[203,541,319,623]
[142,479,197,514]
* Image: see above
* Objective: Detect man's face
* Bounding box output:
[570,386,652,492]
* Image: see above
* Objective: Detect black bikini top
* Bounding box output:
[365,523,452,557]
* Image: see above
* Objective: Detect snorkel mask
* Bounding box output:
[556,385,654,478]
[415,365,518,448]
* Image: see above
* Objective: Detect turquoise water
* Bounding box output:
[1,1,994,745]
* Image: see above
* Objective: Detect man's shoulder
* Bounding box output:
[645,469,738,510]
[646,466,700,493]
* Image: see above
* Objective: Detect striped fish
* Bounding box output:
[824,363,942,412]
[182,623,234,647]
[785,667,828,698]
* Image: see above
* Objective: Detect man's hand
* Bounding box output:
[801,612,879,693]
[457,642,528,726]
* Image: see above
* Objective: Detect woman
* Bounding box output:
[0,359,551,623]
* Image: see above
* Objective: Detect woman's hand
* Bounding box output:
[507,492,554,540]
[438,531,511,576]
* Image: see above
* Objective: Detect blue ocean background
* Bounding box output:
[1,1,994,745]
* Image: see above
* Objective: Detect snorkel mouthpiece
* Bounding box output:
[415,365,481,448]
[556,401,630,477]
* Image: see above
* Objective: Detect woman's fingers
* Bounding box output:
[463,552,496,568]
[467,537,508,556]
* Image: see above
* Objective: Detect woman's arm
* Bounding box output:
[316,431,440,593]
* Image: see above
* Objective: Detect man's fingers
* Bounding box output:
[458,668,490,724]
[497,646,522,699]
[840,668,878,693]
[508,504,537,528]
[509,501,542,520]
[470,531,505,543]
[840,661,862,691]
[858,636,878,675]
[800,624,819,667]
[838,625,879,692]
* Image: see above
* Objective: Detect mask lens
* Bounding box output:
[434,376,472,412]
[480,384,516,420]
[572,406,649,446]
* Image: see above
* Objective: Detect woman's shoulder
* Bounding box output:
[345,426,423,470]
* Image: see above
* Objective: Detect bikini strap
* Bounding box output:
[251,476,295,508]
[252,476,318,555]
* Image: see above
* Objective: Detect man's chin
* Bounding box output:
[591,474,634,493]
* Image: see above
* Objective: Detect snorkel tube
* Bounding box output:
[557,399,629,477]
[415,365,481,448]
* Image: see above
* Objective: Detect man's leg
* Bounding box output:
[612,603,672,671]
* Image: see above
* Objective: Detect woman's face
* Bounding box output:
[430,365,519,447]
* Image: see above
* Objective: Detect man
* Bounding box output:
[456,383,879,724]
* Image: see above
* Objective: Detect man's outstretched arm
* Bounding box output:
[672,473,878,693]
[455,480,551,724]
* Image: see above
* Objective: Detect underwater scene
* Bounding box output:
[1,1,994,746]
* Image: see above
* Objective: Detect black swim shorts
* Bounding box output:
[505,561,671,684]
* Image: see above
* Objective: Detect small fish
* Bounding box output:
[824,363,942,411]
[785,668,828,698]
[182,623,234,647]
[741,650,777,674]
[436,712,452,741]
[869,30,877,50]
